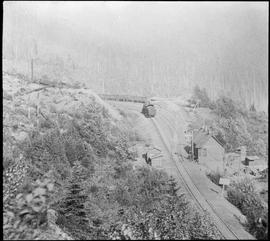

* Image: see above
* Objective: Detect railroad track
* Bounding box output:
[150,118,240,240]
[99,93,147,103]
[102,95,254,240]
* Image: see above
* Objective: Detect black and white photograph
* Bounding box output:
[3,1,268,240]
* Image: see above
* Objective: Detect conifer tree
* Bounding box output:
[58,161,88,226]
[250,103,256,112]
[167,176,179,197]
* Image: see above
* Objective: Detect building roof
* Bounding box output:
[248,158,267,167]
[249,165,268,172]
[242,157,267,170]
[246,156,260,161]
[212,135,226,147]
[193,129,225,149]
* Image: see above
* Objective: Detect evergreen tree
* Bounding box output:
[167,176,179,196]
[58,161,88,226]
[192,85,213,108]
[250,103,256,112]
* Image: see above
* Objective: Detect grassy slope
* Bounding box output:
[3,72,225,240]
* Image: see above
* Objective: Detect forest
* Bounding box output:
[3,2,268,112]
[191,85,268,159]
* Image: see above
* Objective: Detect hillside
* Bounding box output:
[188,86,268,159]
[3,72,120,169]
[3,73,225,240]
[3,2,268,239]
[3,72,126,239]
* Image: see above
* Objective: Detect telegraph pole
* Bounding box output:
[31,58,34,82]
[191,130,194,161]
[241,146,246,174]
[30,38,38,82]
[238,146,246,175]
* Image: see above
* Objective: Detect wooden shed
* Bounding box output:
[193,129,225,171]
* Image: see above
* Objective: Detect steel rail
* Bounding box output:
[99,93,147,103]
[102,96,254,240]
[150,118,240,240]
[178,151,241,239]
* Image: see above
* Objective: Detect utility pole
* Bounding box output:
[191,130,194,161]
[241,146,246,174]
[31,58,34,82]
[238,146,246,175]
[223,154,227,176]
[30,38,38,82]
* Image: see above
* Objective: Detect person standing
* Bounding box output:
[143,152,148,164]
[147,156,152,166]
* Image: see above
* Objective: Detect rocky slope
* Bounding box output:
[3,72,121,168]
[3,72,123,240]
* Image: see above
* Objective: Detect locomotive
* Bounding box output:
[141,100,156,118]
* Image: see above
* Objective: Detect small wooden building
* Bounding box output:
[243,156,268,175]
[193,129,225,172]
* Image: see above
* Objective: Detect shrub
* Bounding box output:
[191,85,215,109]
[227,177,268,239]
[3,156,30,204]
[214,96,239,119]
[118,195,223,240]
[109,168,223,239]
[72,107,112,158]
[4,178,54,240]
[206,94,267,160]
[56,162,90,239]
[25,129,71,182]
[39,117,53,129]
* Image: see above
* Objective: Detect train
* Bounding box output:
[98,94,147,103]
[141,100,156,118]
[99,93,156,118]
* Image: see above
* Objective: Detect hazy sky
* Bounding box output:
[5,1,268,46]
[4,1,268,69]
[3,1,268,110]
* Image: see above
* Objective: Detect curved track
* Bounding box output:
[150,118,239,240]
[100,95,255,240]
